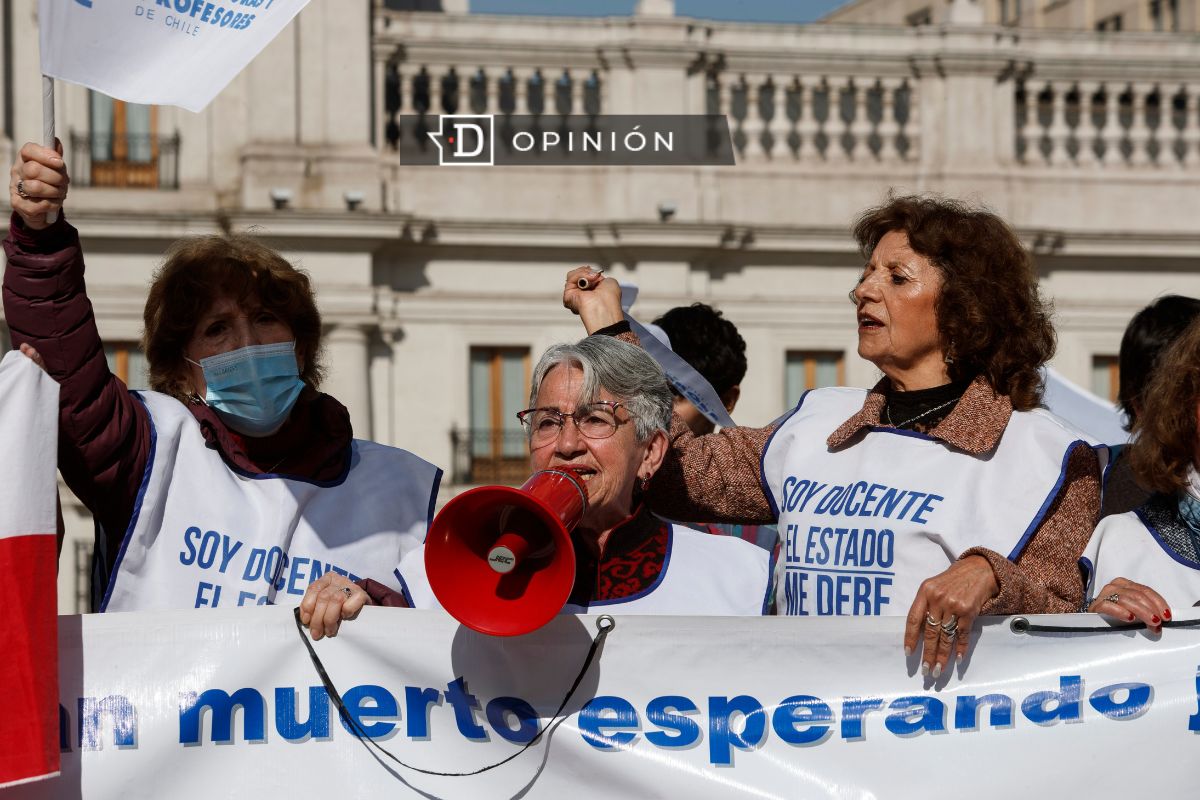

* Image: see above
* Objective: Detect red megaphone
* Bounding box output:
[424,469,588,637]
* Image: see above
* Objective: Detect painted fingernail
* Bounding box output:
[920,662,930,676]
[1128,613,1135,621]
[932,663,942,679]
[1164,609,1172,620]
[1152,615,1161,624]
[904,646,912,657]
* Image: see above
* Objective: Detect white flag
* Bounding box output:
[39,0,311,113]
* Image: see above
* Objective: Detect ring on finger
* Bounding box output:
[1106,592,1120,603]
[341,586,353,599]
[15,179,28,199]
[941,619,959,636]
[925,613,941,628]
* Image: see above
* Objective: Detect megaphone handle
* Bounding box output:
[292,608,615,777]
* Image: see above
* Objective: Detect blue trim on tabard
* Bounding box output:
[99,391,159,612]
[393,567,416,608]
[583,522,675,609]
[424,468,443,543]
[760,544,776,616]
[1134,505,1200,571]
[1100,443,1123,497]
[1078,555,1095,598]
[1006,439,1088,561]
[759,389,810,521]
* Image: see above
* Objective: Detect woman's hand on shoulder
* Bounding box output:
[1088,577,1169,634]
[298,572,373,640]
[904,555,999,679]
[563,266,624,334]
[11,140,68,231]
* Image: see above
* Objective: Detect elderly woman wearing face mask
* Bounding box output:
[300,336,771,639]
[563,195,1101,678]
[3,142,440,611]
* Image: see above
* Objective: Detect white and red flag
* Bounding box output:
[0,351,61,788]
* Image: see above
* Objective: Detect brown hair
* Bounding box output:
[1129,318,1200,494]
[852,195,1055,411]
[142,235,324,400]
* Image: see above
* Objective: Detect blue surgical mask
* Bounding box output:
[188,342,304,437]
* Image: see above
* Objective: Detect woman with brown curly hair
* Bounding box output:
[3,142,440,612]
[564,195,1100,678]
[1081,318,1200,630]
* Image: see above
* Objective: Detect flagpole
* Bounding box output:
[41,76,57,224]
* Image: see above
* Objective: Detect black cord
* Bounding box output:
[1011,616,1200,634]
[291,607,614,777]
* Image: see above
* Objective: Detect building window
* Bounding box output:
[785,351,844,409]
[74,539,94,614]
[999,0,1020,25]
[1091,355,1120,403]
[104,342,150,390]
[1096,13,1123,31]
[465,346,530,485]
[906,6,933,25]
[1149,0,1179,31]
[69,92,179,189]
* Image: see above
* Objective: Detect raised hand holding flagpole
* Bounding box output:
[42,76,56,224]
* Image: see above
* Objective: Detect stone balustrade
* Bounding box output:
[374,11,1200,174]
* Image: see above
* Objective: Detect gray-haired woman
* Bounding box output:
[300,336,771,638]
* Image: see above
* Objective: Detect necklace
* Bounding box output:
[884,396,960,430]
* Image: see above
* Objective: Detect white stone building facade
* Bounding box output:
[0,0,1198,610]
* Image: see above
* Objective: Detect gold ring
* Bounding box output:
[15,179,28,199]
[925,613,941,628]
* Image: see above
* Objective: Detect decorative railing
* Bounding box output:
[373,10,1200,174]
[706,72,917,163]
[69,131,181,189]
[1015,78,1200,168]
[448,428,529,486]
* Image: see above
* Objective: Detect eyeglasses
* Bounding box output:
[516,401,628,445]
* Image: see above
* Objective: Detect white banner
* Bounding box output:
[39,0,310,113]
[7,607,1200,799]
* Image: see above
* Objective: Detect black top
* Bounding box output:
[883,378,973,433]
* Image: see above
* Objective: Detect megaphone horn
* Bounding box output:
[425,468,589,637]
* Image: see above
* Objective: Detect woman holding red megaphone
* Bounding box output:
[300,336,771,639]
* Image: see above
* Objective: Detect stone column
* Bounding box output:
[324,323,373,440]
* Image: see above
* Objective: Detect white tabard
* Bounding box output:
[102,391,441,612]
[396,521,771,616]
[1081,507,1200,607]
[761,387,1085,617]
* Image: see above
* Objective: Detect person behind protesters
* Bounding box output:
[1082,318,1200,630]
[653,303,747,436]
[653,303,777,548]
[563,195,1101,679]
[300,335,771,639]
[3,142,440,611]
[1103,295,1200,518]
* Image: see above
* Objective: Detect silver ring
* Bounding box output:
[925,613,941,628]
[1106,592,1120,604]
[341,586,353,598]
[15,179,27,199]
[941,619,959,636]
